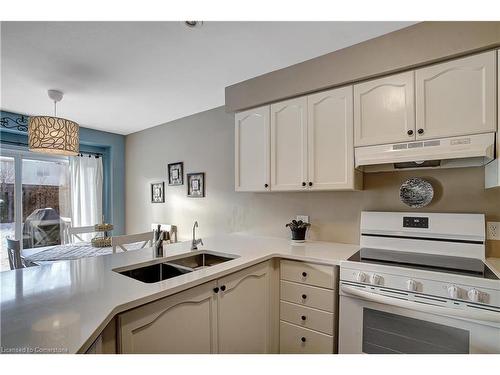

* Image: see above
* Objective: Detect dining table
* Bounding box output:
[21,241,146,266]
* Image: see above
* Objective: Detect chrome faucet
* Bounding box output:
[191,221,203,250]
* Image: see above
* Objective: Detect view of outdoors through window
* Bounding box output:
[0,154,70,263]
[0,156,15,249]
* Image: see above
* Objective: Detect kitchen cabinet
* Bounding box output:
[279,259,338,354]
[485,50,500,189]
[416,51,496,140]
[354,71,415,147]
[217,261,273,353]
[236,87,360,192]
[118,261,276,354]
[118,281,218,353]
[270,97,308,191]
[235,106,270,192]
[308,87,361,190]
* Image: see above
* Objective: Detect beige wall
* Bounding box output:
[125,106,500,256]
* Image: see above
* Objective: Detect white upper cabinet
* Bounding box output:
[354,71,415,147]
[416,51,497,140]
[271,97,308,191]
[307,86,358,190]
[235,106,270,191]
[485,50,500,189]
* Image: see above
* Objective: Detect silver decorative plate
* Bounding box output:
[399,178,434,208]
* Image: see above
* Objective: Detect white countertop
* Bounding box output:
[0,233,359,354]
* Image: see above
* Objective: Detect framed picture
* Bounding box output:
[168,162,183,186]
[151,182,165,203]
[187,172,205,198]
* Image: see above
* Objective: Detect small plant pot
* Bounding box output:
[290,227,307,241]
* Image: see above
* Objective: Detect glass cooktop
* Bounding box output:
[348,248,499,280]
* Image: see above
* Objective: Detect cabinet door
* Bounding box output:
[354,71,415,146]
[416,51,496,140]
[118,281,217,353]
[217,261,273,353]
[235,106,270,191]
[485,50,500,189]
[308,86,356,190]
[271,97,308,191]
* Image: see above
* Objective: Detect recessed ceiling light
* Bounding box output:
[184,21,203,29]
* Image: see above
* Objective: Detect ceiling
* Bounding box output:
[1,21,415,135]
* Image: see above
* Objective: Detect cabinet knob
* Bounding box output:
[213,287,219,293]
[407,129,414,136]
[308,182,313,187]
[301,337,306,343]
[302,182,306,187]
[264,183,269,188]
[302,272,307,277]
[220,285,226,292]
[417,128,424,135]
[301,315,307,321]
[301,294,307,299]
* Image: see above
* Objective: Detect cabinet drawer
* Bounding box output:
[280,280,334,312]
[279,321,333,354]
[280,301,334,335]
[280,259,334,289]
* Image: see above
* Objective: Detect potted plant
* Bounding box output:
[285,220,311,242]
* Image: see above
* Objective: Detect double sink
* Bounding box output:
[117,251,238,283]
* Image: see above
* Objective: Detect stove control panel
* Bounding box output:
[403,216,429,228]
[340,266,498,307]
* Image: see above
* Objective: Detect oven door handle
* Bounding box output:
[341,285,500,323]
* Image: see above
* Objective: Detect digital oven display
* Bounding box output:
[403,216,429,228]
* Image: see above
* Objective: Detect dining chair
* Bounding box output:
[6,237,24,270]
[68,225,96,243]
[151,223,178,243]
[111,232,153,253]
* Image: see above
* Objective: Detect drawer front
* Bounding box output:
[279,321,333,354]
[280,280,334,312]
[280,259,334,289]
[280,301,334,335]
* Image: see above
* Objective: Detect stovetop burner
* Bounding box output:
[348,248,499,280]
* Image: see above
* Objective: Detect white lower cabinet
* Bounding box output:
[118,261,275,354]
[279,259,338,354]
[217,262,273,353]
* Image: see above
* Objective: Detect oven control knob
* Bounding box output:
[407,279,418,292]
[467,288,481,303]
[370,274,382,285]
[355,272,367,283]
[447,285,459,299]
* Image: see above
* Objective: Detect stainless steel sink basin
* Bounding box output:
[119,262,192,283]
[166,251,237,271]
[116,251,238,283]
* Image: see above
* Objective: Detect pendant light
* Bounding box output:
[28,90,79,156]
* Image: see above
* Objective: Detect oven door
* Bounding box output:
[339,284,500,354]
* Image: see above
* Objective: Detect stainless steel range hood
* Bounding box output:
[355,133,495,173]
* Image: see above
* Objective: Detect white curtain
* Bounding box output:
[69,155,103,236]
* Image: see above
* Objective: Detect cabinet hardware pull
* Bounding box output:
[302,182,306,187]
[213,287,219,293]
[220,285,226,292]
[301,337,306,343]
[302,272,307,277]
[264,183,269,188]
[301,294,307,299]
[407,129,414,136]
[308,182,313,187]
[417,128,424,135]
[301,315,307,321]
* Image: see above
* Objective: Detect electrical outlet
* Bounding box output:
[487,222,500,240]
[296,215,309,223]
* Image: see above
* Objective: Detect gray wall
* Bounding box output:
[125,106,500,254]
